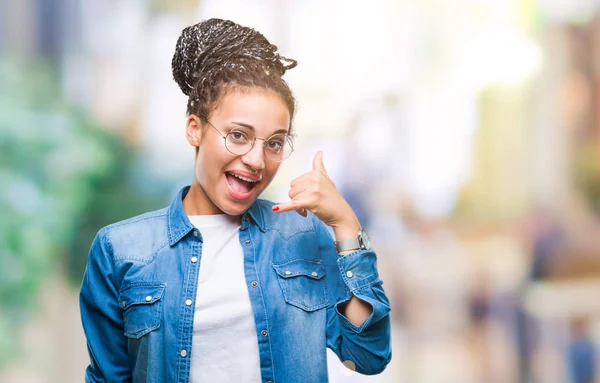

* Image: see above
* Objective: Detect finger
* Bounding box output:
[296,208,308,217]
[312,151,328,176]
[289,173,318,198]
[288,185,304,200]
[272,192,311,213]
[272,200,296,213]
[289,172,314,189]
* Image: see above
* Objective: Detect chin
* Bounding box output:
[218,198,256,216]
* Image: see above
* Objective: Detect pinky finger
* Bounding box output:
[272,192,311,214]
[272,201,297,213]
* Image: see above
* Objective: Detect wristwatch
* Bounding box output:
[335,227,371,253]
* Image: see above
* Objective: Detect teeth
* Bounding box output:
[230,173,261,182]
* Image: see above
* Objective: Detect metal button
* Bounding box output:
[342,360,356,371]
[191,256,198,263]
[346,271,354,278]
[193,230,198,237]
[311,271,318,277]
[245,240,251,245]
[251,281,258,287]
[244,216,249,221]
[185,299,192,306]
[145,296,152,302]
[122,301,126,308]
[180,350,187,357]
[284,270,292,275]
[267,381,272,383]
[261,330,268,337]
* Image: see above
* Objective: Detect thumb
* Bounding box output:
[312,151,328,176]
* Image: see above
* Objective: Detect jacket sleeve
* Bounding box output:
[79,227,132,383]
[314,215,392,375]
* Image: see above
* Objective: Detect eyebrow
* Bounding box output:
[231,121,288,135]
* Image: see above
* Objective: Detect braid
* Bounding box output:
[171,18,297,128]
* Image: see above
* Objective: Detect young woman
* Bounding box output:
[80,18,391,383]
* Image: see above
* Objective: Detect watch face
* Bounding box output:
[360,228,371,249]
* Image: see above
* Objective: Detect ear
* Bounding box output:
[186,114,203,147]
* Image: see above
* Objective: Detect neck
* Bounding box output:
[182,182,224,216]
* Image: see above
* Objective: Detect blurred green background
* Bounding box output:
[2,1,600,382]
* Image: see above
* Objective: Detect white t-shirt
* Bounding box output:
[188,214,261,383]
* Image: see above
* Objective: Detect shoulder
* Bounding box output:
[105,207,169,230]
[98,207,170,261]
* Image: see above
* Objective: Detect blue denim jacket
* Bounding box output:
[80,186,391,383]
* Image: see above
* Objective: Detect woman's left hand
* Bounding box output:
[272,151,360,232]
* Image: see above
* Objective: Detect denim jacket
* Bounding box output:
[80,186,391,383]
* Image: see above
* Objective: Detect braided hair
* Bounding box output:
[172,18,297,131]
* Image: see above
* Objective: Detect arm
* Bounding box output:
[331,219,374,327]
[315,216,392,375]
[79,228,131,383]
[273,151,392,374]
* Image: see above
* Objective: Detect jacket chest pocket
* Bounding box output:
[119,283,165,339]
[272,259,328,312]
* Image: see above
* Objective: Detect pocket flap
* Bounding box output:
[272,259,326,280]
[119,283,165,310]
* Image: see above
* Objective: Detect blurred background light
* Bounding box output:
[2,1,600,382]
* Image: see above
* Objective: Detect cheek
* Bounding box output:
[195,150,220,185]
[196,145,228,175]
[263,163,281,182]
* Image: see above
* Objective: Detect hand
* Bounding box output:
[272,151,360,233]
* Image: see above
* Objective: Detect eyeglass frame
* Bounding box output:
[200,116,295,163]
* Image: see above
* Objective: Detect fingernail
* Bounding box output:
[272,206,280,212]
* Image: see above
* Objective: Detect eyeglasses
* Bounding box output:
[202,118,294,162]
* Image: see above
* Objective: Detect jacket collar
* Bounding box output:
[167,185,266,246]
[167,186,195,246]
[242,198,266,233]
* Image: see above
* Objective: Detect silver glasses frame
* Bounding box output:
[202,117,294,163]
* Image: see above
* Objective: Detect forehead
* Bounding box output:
[209,88,291,133]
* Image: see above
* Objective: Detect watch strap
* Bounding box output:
[335,236,361,253]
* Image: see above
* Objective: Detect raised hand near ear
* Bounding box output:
[272,151,360,233]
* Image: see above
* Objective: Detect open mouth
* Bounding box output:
[225,171,260,199]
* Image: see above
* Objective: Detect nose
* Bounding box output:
[241,140,266,171]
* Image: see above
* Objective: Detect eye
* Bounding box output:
[228,130,249,143]
[266,137,284,152]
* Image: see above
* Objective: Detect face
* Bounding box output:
[186,88,291,216]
